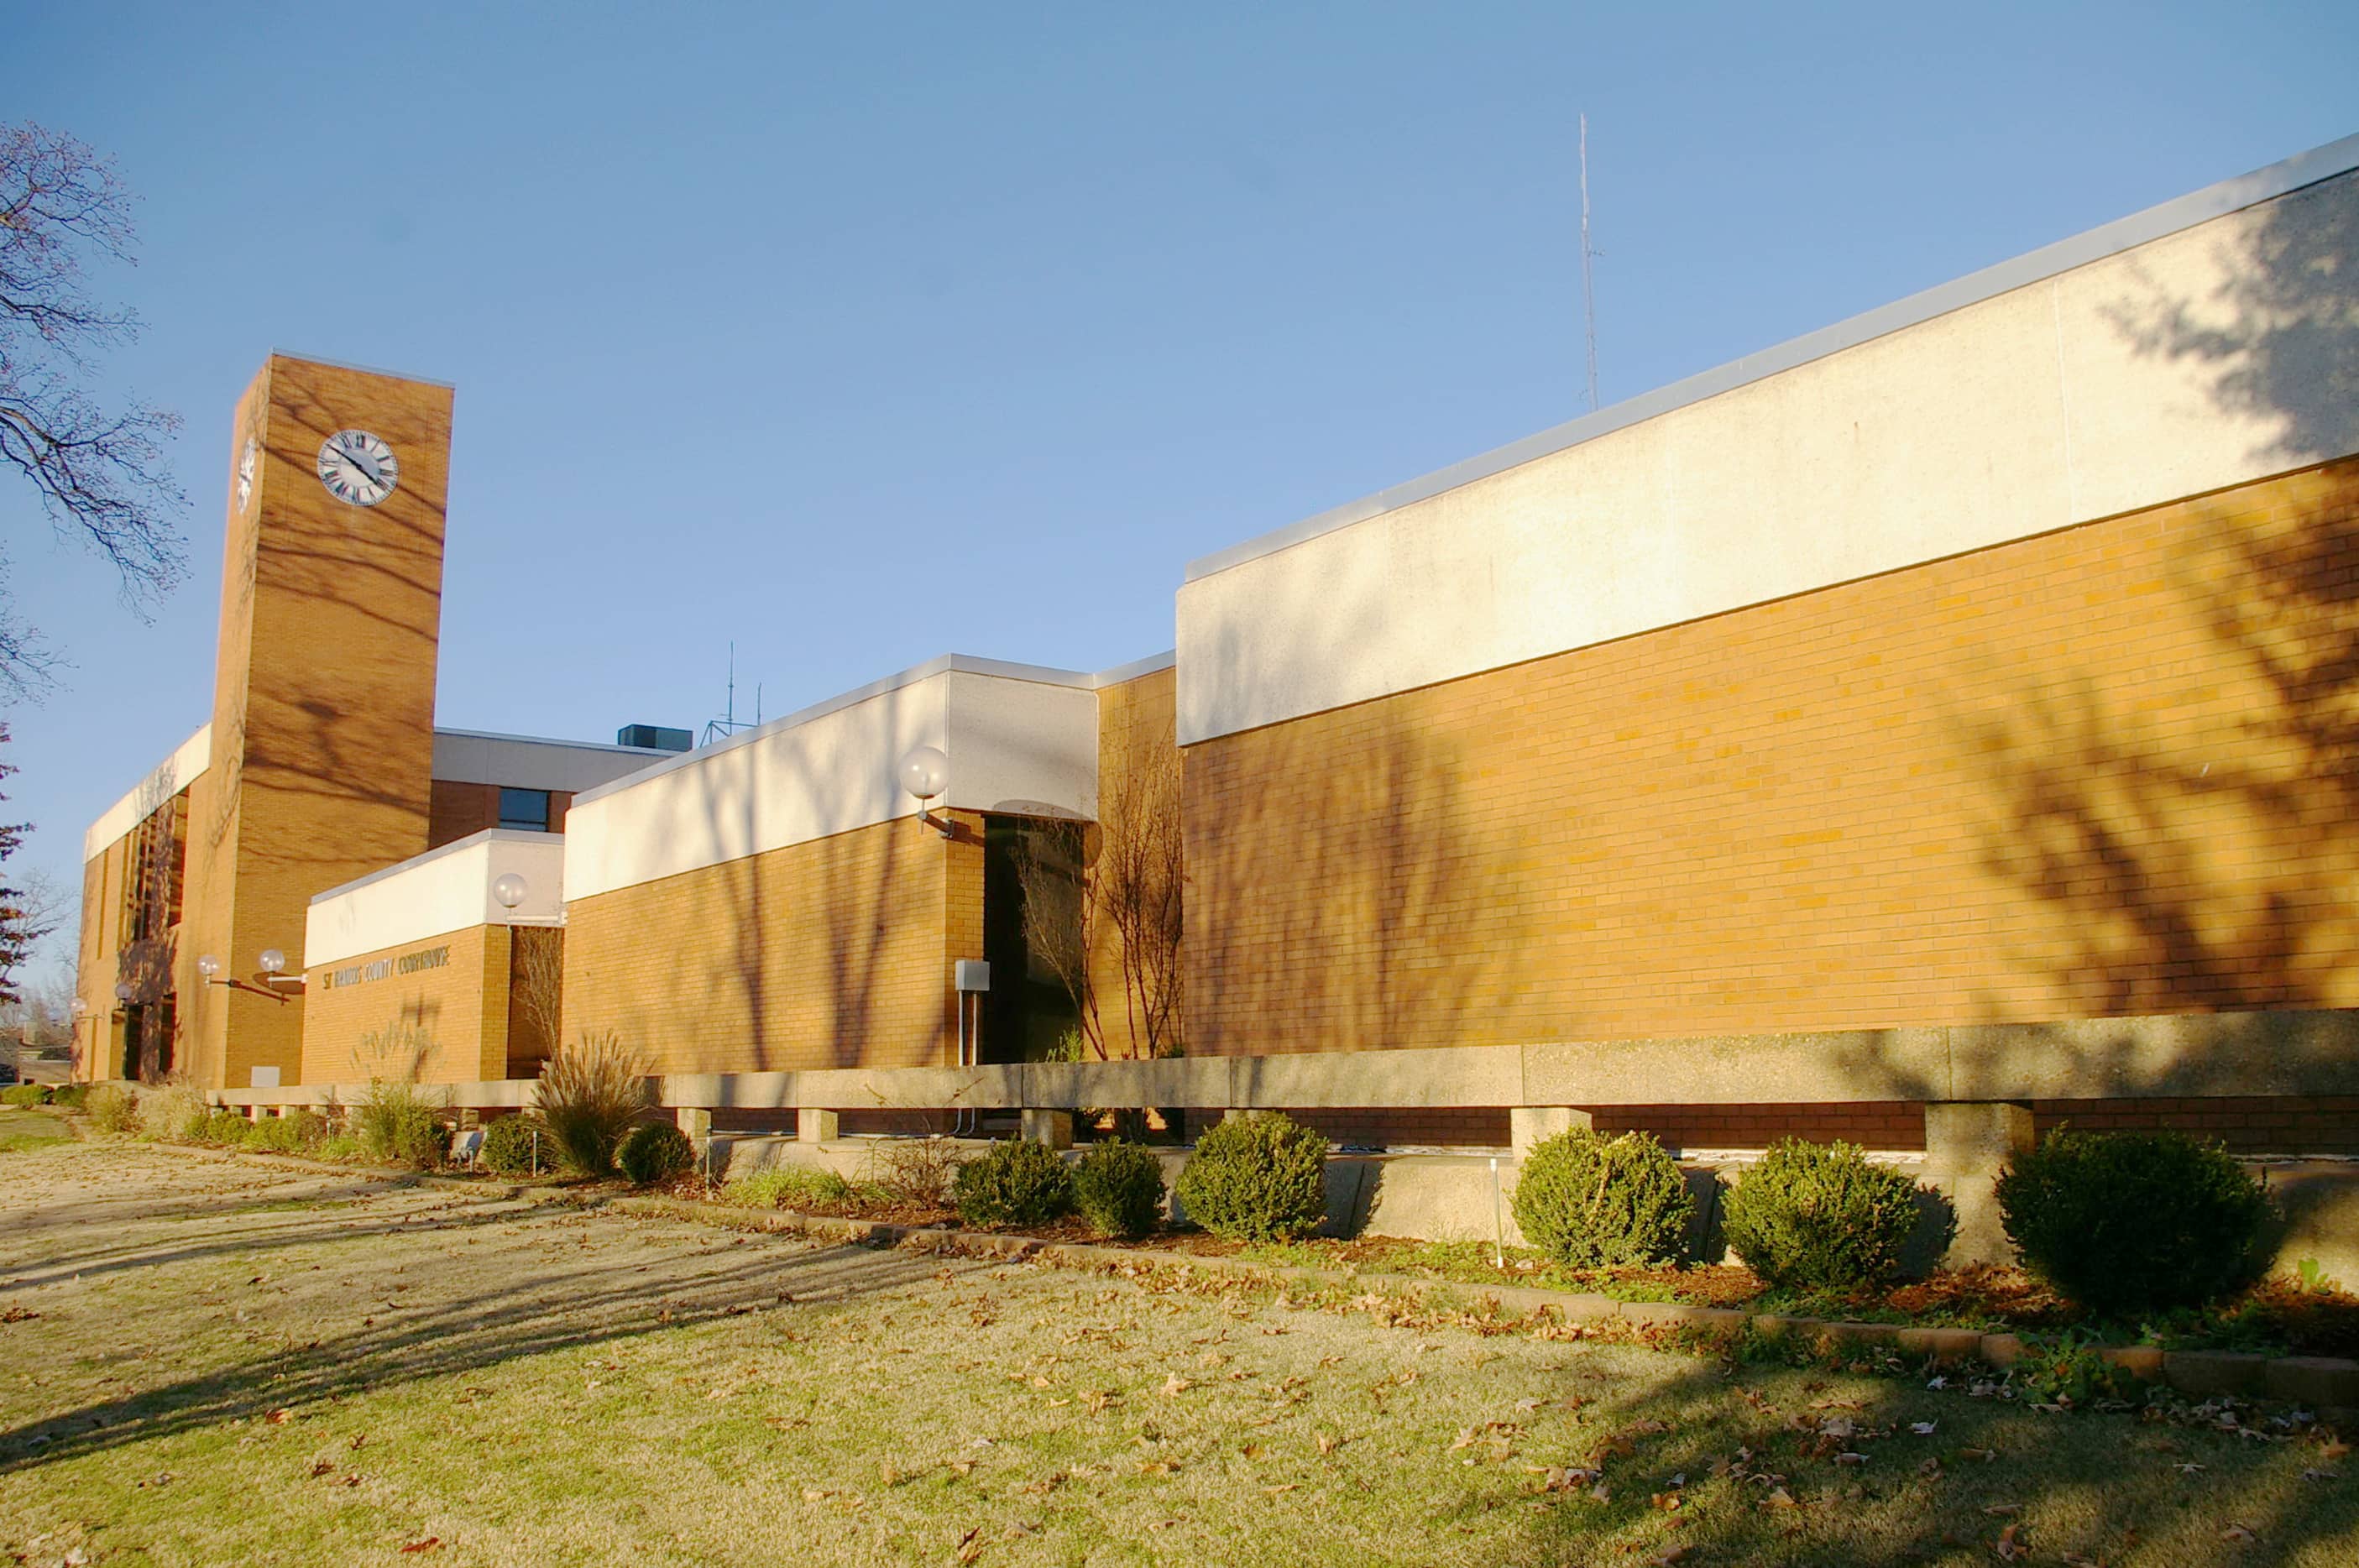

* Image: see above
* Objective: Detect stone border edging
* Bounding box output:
[128,1137,2359,1422]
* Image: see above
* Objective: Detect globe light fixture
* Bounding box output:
[113,980,133,1002]
[492,872,528,910]
[897,745,955,839]
[71,997,88,1017]
[197,954,222,979]
[258,948,287,975]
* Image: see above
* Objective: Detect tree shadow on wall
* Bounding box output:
[1180,609,1531,1061]
[1949,177,2359,1043]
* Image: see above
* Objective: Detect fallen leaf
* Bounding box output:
[1995,1523,2024,1560]
[1316,1432,1338,1456]
[1911,1422,1937,1435]
[955,1524,983,1564]
[1761,1487,1797,1509]
[1161,1375,1192,1398]
[1983,1503,2021,1517]
[398,1539,441,1555]
[266,1409,292,1425]
[2221,1523,2258,1544]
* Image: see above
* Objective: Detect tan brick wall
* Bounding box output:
[1087,666,1181,1060]
[175,357,452,1091]
[562,812,984,1076]
[300,924,508,1085]
[1185,457,2359,1057]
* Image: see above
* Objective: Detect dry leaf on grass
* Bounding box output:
[397,1539,440,1555]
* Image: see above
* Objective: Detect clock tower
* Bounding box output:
[175,353,455,1090]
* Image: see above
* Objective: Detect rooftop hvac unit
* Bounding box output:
[617,724,693,753]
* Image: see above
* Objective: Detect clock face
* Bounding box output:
[316,429,399,506]
[236,436,258,510]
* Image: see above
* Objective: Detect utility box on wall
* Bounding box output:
[955,959,991,993]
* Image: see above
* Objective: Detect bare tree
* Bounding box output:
[0,724,57,1007]
[0,122,186,698]
[1016,735,1185,1060]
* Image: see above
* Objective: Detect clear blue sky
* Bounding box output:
[4,1,2356,987]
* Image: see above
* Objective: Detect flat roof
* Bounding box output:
[1184,131,2359,585]
[569,649,1175,809]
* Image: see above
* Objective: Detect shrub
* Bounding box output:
[479,1116,556,1177]
[953,1137,1075,1228]
[1074,1140,1166,1239]
[196,1108,255,1147]
[725,1165,853,1210]
[50,1085,88,1111]
[86,1083,139,1133]
[245,1110,327,1155]
[139,1082,210,1142]
[1997,1129,2278,1316]
[1174,1113,1328,1243]
[315,1132,364,1161]
[536,1032,649,1176]
[1510,1128,1694,1268]
[616,1121,695,1185]
[354,1080,448,1168]
[1723,1139,1932,1293]
[2,1084,50,1108]
[860,1137,967,1209]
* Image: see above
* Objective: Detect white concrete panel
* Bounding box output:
[2053,174,2359,520]
[83,724,212,862]
[1177,159,2359,745]
[944,671,1098,820]
[430,728,673,792]
[562,658,1101,902]
[304,830,566,969]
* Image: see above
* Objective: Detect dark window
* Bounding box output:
[498,787,552,831]
[978,815,1083,1064]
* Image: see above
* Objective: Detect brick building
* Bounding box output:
[74,136,2359,1160]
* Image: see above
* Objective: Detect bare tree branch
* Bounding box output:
[0,121,188,697]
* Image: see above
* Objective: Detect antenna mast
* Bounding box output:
[1579,112,1600,413]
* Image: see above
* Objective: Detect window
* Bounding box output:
[498,787,552,832]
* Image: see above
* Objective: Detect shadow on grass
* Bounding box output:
[0,1177,994,1477]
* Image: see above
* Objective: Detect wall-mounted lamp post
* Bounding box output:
[492,872,527,911]
[897,745,955,839]
[196,951,297,1005]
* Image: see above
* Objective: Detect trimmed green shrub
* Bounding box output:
[954,1137,1075,1228]
[50,1085,88,1111]
[536,1032,649,1176]
[1074,1140,1166,1239]
[1174,1113,1328,1243]
[1509,1128,1694,1268]
[354,1080,447,1168]
[616,1121,695,1185]
[1723,1139,1933,1293]
[139,1082,210,1142]
[1997,1129,2278,1316]
[86,1083,139,1133]
[2,1084,50,1108]
[196,1108,255,1146]
[725,1166,853,1210]
[479,1116,555,1177]
[245,1110,327,1155]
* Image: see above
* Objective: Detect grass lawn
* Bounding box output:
[1,1141,2352,1566]
[0,1110,71,1156]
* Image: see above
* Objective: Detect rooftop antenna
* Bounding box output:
[1579,112,1600,414]
[702,642,760,745]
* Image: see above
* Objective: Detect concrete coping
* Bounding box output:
[208,1003,2359,1111]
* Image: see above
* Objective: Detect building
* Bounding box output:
[73,354,679,1090]
[75,134,2359,1165]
